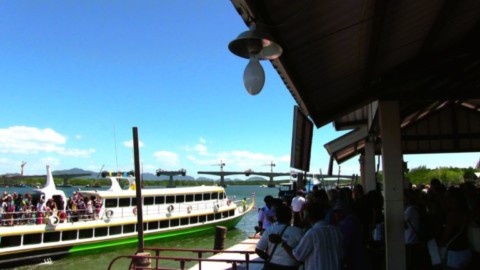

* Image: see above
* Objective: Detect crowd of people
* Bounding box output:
[254,179,480,270]
[0,191,103,225]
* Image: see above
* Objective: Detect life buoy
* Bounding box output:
[133,207,137,215]
[167,205,174,212]
[187,206,192,213]
[49,215,60,226]
[226,199,231,206]
[57,211,66,222]
[106,209,114,218]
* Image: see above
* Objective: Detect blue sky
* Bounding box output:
[0,1,478,179]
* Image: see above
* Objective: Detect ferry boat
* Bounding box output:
[0,166,254,268]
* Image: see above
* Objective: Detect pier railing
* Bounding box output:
[107,247,262,270]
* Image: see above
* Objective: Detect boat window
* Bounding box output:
[166,196,174,204]
[62,230,77,241]
[79,229,93,239]
[144,197,154,206]
[204,193,211,200]
[148,221,159,230]
[212,192,218,200]
[110,226,122,235]
[176,195,185,203]
[194,193,202,201]
[215,213,222,220]
[199,215,206,223]
[180,217,189,226]
[105,199,118,208]
[190,216,198,224]
[0,235,21,247]
[124,224,135,233]
[160,220,169,228]
[207,214,214,221]
[220,192,226,199]
[131,198,137,206]
[170,219,179,227]
[95,227,108,237]
[24,233,42,245]
[119,198,130,207]
[44,232,61,243]
[186,194,194,202]
[155,196,165,205]
[229,210,235,216]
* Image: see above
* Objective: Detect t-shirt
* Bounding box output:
[258,206,275,230]
[291,195,306,212]
[293,221,343,270]
[256,223,304,267]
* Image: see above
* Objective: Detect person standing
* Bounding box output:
[291,190,306,227]
[256,195,275,235]
[256,203,304,270]
[282,201,343,270]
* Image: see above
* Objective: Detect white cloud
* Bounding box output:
[123,140,144,148]
[0,126,94,158]
[183,138,209,155]
[194,143,208,155]
[153,151,180,168]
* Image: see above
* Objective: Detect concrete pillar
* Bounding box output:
[378,100,406,270]
[359,154,367,188]
[364,140,377,192]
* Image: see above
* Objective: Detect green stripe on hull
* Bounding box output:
[68,216,243,254]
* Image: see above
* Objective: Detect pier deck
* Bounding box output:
[188,238,263,270]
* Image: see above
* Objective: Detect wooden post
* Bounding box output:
[133,127,144,252]
[213,226,227,253]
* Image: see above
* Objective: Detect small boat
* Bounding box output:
[0,165,254,268]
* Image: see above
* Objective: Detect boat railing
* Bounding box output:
[107,247,261,270]
[0,198,251,227]
[0,208,99,226]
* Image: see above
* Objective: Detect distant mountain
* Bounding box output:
[52,168,97,178]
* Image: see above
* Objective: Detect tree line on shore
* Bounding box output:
[377,165,479,186]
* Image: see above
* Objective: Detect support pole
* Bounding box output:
[133,127,144,252]
[365,140,377,192]
[378,101,405,270]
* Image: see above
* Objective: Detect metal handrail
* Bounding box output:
[107,247,261,270]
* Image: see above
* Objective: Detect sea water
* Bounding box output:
[3,185,277,270]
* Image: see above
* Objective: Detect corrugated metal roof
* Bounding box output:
[230,0,480,127]
[230,0,480,164]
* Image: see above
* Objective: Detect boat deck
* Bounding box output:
[188,238,263,270]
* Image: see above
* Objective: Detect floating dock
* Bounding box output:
[188,238,263,270]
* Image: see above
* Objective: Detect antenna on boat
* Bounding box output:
[96,164,105,180]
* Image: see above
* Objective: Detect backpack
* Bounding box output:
[7,202,15,212]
